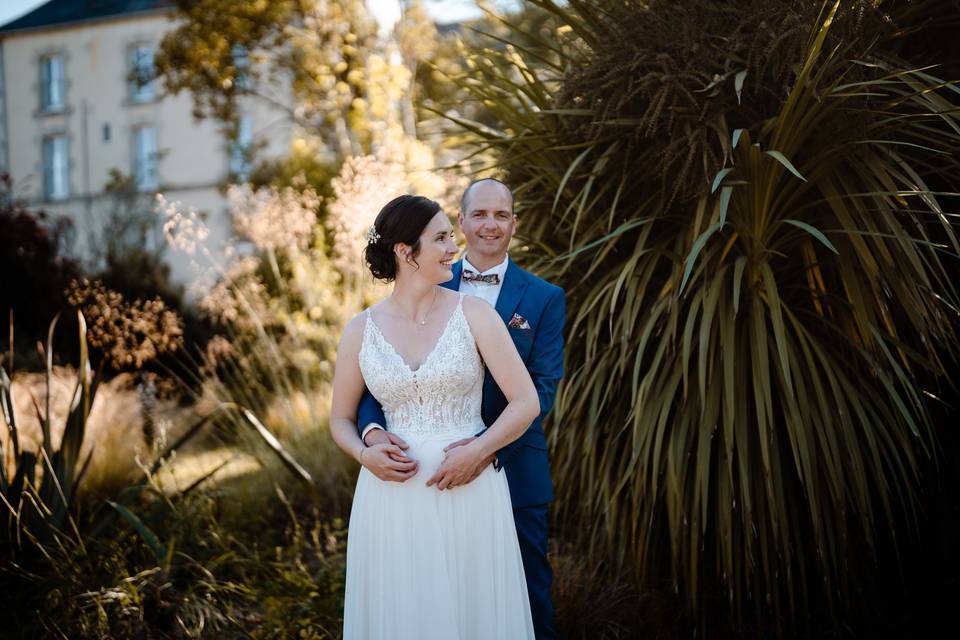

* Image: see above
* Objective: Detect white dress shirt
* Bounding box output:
[361,254,510,440]
[458,254,509,308]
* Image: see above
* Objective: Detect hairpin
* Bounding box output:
[365,226,381,244]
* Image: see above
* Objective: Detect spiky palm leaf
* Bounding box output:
[1,312,95,552]
[442,0,960,628]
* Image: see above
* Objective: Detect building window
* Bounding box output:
[134,126,158,191]
[129,45,155,102]
[103,123,111,142]
[232,45,250,91]
[43,135,69,200]
[40,55,65,111]
[229,116,253,180]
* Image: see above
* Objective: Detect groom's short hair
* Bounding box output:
[460,178,514,215]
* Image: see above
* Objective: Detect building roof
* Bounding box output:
[0,0,175,36]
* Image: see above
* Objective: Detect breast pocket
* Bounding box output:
[508,326,534,360]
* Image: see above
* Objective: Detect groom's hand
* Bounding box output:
[360,441,418,482]
[427,438,495,490]
[364,428,409,453]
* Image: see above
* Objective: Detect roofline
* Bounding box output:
[0,7,175,39]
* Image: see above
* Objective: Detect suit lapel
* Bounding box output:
[442,259,463,292]
[495,258,527,326]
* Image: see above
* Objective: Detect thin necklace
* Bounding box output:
[416,288,438,326]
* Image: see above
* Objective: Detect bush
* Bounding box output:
[3,479,347,638]
[0,174,81,369]
[1,316,343,638]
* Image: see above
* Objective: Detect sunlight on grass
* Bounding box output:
[154,446,262,495]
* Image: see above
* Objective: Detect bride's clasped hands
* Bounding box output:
[363,428,495,490]
[364,427,495,490]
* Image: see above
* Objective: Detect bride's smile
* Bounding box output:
[405,211,459,284]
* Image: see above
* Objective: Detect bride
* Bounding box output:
[329,194,538,639]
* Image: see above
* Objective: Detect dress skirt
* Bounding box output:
[343,431,535,640]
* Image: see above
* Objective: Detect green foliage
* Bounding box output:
[154,0,304,122]
[447,0,960,632]
[0,175,81,370]
[1,312,96,556]
[417,4,562,139]
[0,319,345,637]
[7,477,346,638]
[247,142,339,206]
[156,0,389,158]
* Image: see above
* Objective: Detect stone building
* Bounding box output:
[0,0,291,285]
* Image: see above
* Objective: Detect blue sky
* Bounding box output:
[0,1,487,30]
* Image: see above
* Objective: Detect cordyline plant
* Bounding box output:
[441,0,960,631]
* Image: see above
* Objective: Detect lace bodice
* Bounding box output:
[359,293,486,440]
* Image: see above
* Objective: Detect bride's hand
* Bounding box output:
[360,443,419,482]
[427,439,494,490]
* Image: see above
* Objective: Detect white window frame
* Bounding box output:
[134,125,159,191]
[229,116,253,180]
[129,45,156,102]
[40,54,65,111]
[232,45,250,91]
[43,135,69,200]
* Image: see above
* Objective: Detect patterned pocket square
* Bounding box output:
[508,313,531,330]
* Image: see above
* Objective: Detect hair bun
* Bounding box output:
[362,195,442,283]
[364,240,397,281]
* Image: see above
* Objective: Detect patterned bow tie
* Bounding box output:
[462,269,500,285]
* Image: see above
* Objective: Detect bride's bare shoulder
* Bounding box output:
[339,309,372,348]
[435,286,461,304]
[461,293,499,325]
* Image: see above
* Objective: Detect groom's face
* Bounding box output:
[458,182,516,264]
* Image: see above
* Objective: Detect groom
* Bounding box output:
[357,178,565,639]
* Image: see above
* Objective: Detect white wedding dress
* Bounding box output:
[343,293,535,640]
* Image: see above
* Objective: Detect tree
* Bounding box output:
[447,0,960,634]
[395,0,439,137]
[155,0,408,160]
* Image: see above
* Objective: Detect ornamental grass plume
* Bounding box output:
[156,193,209,256]
[196,256,266,328]
[328,151,408,279]
[228,181,320,254]
[156,122,464,447]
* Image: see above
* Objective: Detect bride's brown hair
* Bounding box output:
[364,195,442,282]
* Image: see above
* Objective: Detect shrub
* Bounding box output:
[0,174,81,369]
[447,0,960,633]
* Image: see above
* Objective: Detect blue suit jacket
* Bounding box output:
[357,257,565,508]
